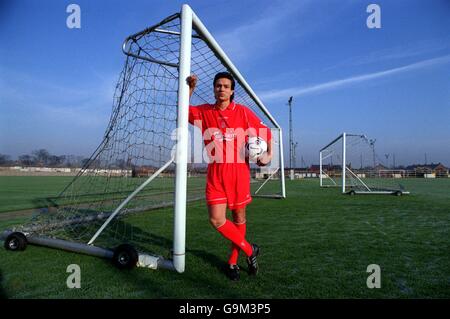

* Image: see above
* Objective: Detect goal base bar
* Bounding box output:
[1,230,177,271]
[252,194,285,199]
[346,191,410,195]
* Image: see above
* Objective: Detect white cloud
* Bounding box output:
[214,1,314,62]
[0,67,117,127]
[260,54,450,101]
[324,37,450,71]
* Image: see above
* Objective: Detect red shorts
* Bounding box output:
[205,163,252,210]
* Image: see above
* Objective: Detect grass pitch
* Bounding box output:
[0,176,449,298]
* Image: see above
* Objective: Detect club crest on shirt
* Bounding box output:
[211,129,237,141]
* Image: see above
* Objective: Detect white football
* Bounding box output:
[245,136,267,161]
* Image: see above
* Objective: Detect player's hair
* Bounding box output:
[213,72,235,101]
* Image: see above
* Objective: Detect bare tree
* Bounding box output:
[114,159,128,169]
[18,154,35,166]
[0,154,11,166]
[32,149,50,166]
[48,155,62,167]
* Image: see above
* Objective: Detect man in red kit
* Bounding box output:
[186,72,272,281]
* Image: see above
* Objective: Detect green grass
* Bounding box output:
[0,176,73,213]
[0,176,207,213]
[0,177,449,298]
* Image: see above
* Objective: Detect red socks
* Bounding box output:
[216,220,252,257]
[228,222,246,265]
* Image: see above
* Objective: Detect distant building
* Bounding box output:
[405,163,449,177]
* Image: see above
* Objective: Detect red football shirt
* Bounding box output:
[189,101,272,164]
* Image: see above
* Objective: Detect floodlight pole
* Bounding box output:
[370,139,376,168]
[288,96,294,180]
[293,142,298,168]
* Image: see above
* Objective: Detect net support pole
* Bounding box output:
[342,132,346,194]
[172,4,193,273]
[87,157,175,246]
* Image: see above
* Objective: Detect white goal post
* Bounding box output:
[2,4,285,273]
[319,132,409,195]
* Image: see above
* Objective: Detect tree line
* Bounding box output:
[0,149,90,168]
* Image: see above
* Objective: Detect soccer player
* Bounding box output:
[186,72,272,281]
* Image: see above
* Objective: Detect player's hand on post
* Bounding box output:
[186,74,198,98]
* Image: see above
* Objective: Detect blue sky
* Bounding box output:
[1,0,449,167]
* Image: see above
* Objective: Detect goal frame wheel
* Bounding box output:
[113,244,139,270]
[4,232,28,251]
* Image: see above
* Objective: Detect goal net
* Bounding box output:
[319,133,409,195]
[3,5,285,272]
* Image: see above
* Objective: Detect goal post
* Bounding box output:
[3,4,285,273]
[320,132,409,195]
[172,4,192,273]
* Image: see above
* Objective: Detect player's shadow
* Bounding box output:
[94,221,244,298]
[186,248,228,272]
[80,218,175,254]
[10,201,231,272]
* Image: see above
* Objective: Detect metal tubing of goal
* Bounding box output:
[87,157,175,246]
[172,4,193,274]
[254,168,280,195]
[320,133,343,152]
[29,236,115,259]
[342,132,346,194]
[1,230,115,259]
[346,166,371,192]
[122,13,181,68]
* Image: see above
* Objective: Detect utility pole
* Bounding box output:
[287,96,295,180]
[369,139,377,168]
[293,142,298,169]
[425,153,428,165]
[288,96,293,169]
[393,153,396,169]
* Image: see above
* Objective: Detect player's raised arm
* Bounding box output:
[186,74,202,126]
[186,74,198,99]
